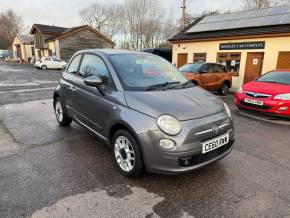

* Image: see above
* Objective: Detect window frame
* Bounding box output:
[77,52,117,90]
[212,64,224,73]
[200,63,212,74]
[217,52,241,76]
[193,53,207,63]
[66,54,83,75]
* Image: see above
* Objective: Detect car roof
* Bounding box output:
[186,62,223,65]
[77,49,151,56]
[272,69,290,72]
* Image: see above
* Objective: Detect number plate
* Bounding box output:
[202,133,229,154]
[244,98,264,106]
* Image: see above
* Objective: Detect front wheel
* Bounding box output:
[113,130,144,177]
[219,82,230,96]
[41,65,47,70]
[54,97,72,126]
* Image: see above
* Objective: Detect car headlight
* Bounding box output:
[237,87,243,93]
[223,102,232,118]
[274,93,290,100]
[157,115,181,136]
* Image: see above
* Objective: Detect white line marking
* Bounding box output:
[0,87,55,94]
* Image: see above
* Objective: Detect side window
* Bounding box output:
[212,64,223,73]
[79,54,114,88]
[200,64,211,73]
[52,57,61,62]
[222,65,228,72]
[67,55,82,74]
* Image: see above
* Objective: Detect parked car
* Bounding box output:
[53,50,234,177]
[179,63,232,95]
[235,70,290,118]
[35,57,67,70]
[0,50,9,59]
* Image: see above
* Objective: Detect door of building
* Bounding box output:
[177,53,188,68]
[37,50,41,57]
[277,52,290,69]
[48,49,53,57]
[16,45,22,59]
[244,52,264,84]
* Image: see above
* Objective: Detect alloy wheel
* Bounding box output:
[222,83,229,95]
[114,136,135,172]
[55,101,63,122]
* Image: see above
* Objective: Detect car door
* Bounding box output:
[199,64,214,89]
[70,53,118,136]
[212,64,225,89]
[61,54,83,111]
[52,57,61,68]
[44,57,54,69]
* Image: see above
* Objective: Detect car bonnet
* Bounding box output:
[124,86,224,121]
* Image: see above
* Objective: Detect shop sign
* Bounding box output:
[219,41,265,50]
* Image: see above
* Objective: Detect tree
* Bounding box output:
[242,0,290,9]
[79,3,123,39]
[80,0,175,50]
[0,9,23,49]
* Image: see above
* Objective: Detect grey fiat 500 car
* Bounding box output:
[53,49,235,177]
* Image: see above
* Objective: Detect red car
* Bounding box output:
[235,70,290,118]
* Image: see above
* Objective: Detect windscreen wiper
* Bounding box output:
[181,80,195,88]
[146,82,181,91]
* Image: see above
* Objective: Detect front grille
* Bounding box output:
[245,92,271,99]
[179,141,233,167]
[240,101,272,110]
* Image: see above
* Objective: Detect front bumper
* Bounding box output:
[235,93,290,117]
[138,112,235,174]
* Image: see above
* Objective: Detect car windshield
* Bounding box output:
[257,72,290,85]
[179,64,202,72]
[109,53,188,91]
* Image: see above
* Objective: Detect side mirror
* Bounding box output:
[84,76,102,87]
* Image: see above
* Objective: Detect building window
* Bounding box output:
[217,52,241,76]
[193,53,207,63]
[31,47,35,56]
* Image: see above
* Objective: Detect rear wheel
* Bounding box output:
[113,130,144,177]
[41,65,47,70]
[54,97,72,126]
[219,82,230,96]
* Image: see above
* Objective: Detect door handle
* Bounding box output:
[70,86,77,92]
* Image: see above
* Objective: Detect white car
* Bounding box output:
[35,57,67,70]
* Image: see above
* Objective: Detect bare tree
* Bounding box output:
[0,9,23,49]
[79,3,107,32]
[79,3,123,39]
[80,0,178,50]
[242,0,290,9]
[122,0,168,50]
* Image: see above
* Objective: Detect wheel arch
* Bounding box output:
[223,80,231,88]
[108,121,146,164]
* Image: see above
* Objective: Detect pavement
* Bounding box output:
[1,60,290,218]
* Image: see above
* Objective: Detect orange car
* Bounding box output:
[179,63,232,95]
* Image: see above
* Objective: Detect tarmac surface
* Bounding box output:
[1,60,290,218]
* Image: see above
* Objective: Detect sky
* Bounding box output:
[0,0,242,32]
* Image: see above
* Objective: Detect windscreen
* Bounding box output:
[257,72,290,85]
[109,54,188,91]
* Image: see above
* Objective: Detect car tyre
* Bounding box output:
[219,82,230,96]
[113,130,144,177]
[54,97,72,126]
[41,65,47,70]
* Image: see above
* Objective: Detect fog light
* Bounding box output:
[159,139,176,150]
[278,107,288,111]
